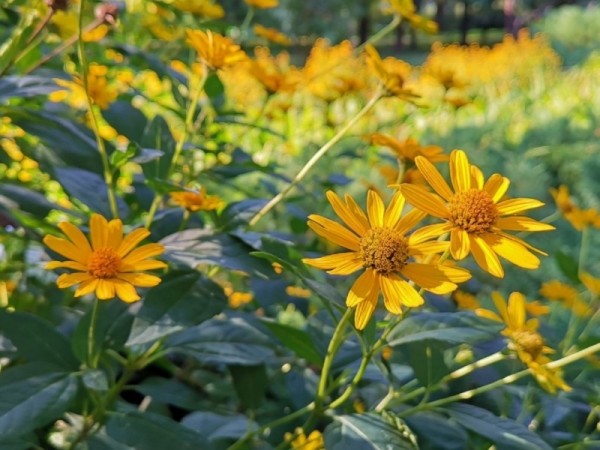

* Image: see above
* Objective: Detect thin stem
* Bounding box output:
[87,298,100,369]
[357,15,402,51]
[26,8,54,46]
[240,6,255,41]
[76,3,118,219]
[249,90,383,226]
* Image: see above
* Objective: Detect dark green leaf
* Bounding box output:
[0,76,58,100]
[127,271,227,346]
[324,413,418,450]
[230,364,268,410]
[182,411,254,442]
[140,116,175,181]
[103,101,148,143]
[0,183,69,217]
[398,341,449,387]
[219,199,268,230]
[0,364,79,441]
[134,377,203,410]
[0,310,79,369]
[445,403,553,450]
[261,320,322,365]
[81,369,109,392]
[555,251,580,284]
[405,412,468,450]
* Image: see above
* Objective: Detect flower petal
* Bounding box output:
[74,278,99,297]
[112,279,141,303]
[328,258,365,276]
[379,274,403,314]
[383,191,405,228]
[409,240,449,256]
[507,291,526,329]
[484,233,540,270]
[46,260,88,271]
[496,198,544,215]
[346,269,376,307]
[344,194,370,230]
[450,229,470,260]
[308,215,360,251]
[326,191,368,236]
[90,214,109,250]
[484,174,510,203]
[401,263,458,295]
[491,291,509,323]
[469,234,504,278]
[395,208,427,234]
[96,279,116,300]
[436,264,472,283]
[495,216,555,232]
[43,235,88,264]
[303,252,360,270]
[449,150,471,193]
[393,278,424,307]
[408,222,452,245]
[57,272,92,288]
[367,190,385,228]
[121,243,165,265]
[475,308,503,323]
[117,273,162,288]
[58,222,92,255]
[107,219,124,250]
[118,228,151,258]
[470,165,484,190]
[414,155,453,201]
[354,286,379,330]
[400,184,449,219]
[119,259,167,272]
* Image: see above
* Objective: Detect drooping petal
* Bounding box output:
[121,243,165,265]
[469,235,504,278]
[58,222,92,255]
[484,174,510,203]
[379,274,403,314]
[507,291,527,329]
[117,273,162,288]
[346,269,377,307]
[401,263,457,295]
[303,252,360,271]
[495,216,555,232]
[414,156,453,201]
[496,198,544,215]
[367,190,385,228]
[395,208,428,235]
[43,235,89,264]
[326,191,368,236]
[491,291,509,323]
[383,191,405,228]
[484,233,540,270]
[106,219,124,250]
[96,279,116,300]
[112,279,141,303]
[354,287,379,330]
[46,260,88,271]
[408,222,452,244]
[118,228,151,258]
[450,228,470,260]
[74,278,99,297]
[56,272,93,288]
[90,214,109,250]
[475,308,503,323]
[449,150,471,193]
[400,184,449,219]
[308,216,360,251]
[393,278,424,307]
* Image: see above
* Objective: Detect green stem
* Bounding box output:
[357,15,402,51]
[76,2,118,219]
[87,297,100,369]
[248,90,383,227]
[240,7,255,41]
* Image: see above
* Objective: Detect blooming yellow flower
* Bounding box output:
[453,290,480,310]
[285,428,324,450]
[476,292,571,393]
[550,185,600,230]
[365,45,416,99]
[245,0,278,8]
[186,29,247,70]
[369,134,448,164]
[540,280,590,316]
[169,188,224,212]
[399,149,554,278]
[253,24,291,46]
[172,0,225,18]
[250,47,301,94]
[382,0,438,33]
[44,214,166,302]
[303,190,470,329]
[49,64,118,110]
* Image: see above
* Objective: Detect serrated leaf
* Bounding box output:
[445,403,553,450]
[126,271,227,346]
[261,320,322,365]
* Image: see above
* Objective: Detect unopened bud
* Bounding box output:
[95,3,119,25]
[44,0,69,10]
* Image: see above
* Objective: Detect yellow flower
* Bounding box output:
[365,45,416,99]
[476,292,571,393]
[245,0,278,8]
[51,10,109,41]
[303,190,470,329]
[49,64,118,110]
[285,429,324,450]
[169,188,224,212]
[172,0,225,18]
[286,285,311,298]
[540,280,590,316]
[400,149,555,278]
[550,185,575,215]
[224,287,254,308]
[186,29,247,70]
[44,214,167,303]
[382,0,438,33]
[254,24,291,46]
[550,185,600,230]
[453,290,480,310]
[250,47,301,94]
[580,272,600,296]
[369,134,448,164]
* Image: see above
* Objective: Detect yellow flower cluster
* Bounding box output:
[49,63,118,110]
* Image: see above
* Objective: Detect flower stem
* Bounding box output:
[87,297,100,369]
[240,6,255,41]
[248,90,383,227]
[357,15,402,51]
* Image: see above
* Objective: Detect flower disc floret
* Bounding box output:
[359,228,409,274]
[88,247,121,278]
[511,329,544,360]
[448,189,498,233]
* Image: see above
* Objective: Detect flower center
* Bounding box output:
[359,227,409,274]
[448,189,498,234]
[512,330,544,360]
[88,247,121,279]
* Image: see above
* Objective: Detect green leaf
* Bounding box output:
[126,271,228,346]
[219,199,268,230]
[181,411,254,442]
[165,316,275,366]
[0,12,35,75]
[230,364,268,410]
[0,76,58,100]
[445,403,553,450]
[81,369,109,392]
[0,183,70,218]
[103,101,148,143]
[0,363,79,441]
[134,377,204,410]
[140,116,175,181]
[0,310,79,369]
[324,413,418,450]
[104,410,210,450]
[261,320,322,365]
[388,312,502,348]
[398,341,449,387]
[555,250,580,284]
[405,412,468,450]
[204,73,224,100]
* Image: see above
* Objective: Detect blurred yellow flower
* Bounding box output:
[476,292,571,393]
[253,24,291,46]
[382,0,438,33]
[245,0,278,8]
[286,285,311,298]
[250,47,301,94]
[365,45,416,99]
[303,190,470,329]
[400,149,554,278]
[550,185,600,230]
[49,63,118,109]
[172,0,225,18]
[224,287,254,308]
[186,29,247,70]
[540,280,590,316]
[369,134,447,164]
[44,214,167,303]
[453,290,480,310]
[51,10,109,41]
[285,428,324,450]
[580,272,600,296]
[169,188,224,212]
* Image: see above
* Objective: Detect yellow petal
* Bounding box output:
[449,150,471,193]
[379,274,403,314]
[43,235,88,264]
[409,240,449,256]
[119,259,168,272]
[450,228,470,260]
[58,222,92,255]
[46,260,88,271]
[112,279,141,303]
[395,208,427,235]
[484,233,540,270]
[484,174,510,203]
[74,278,99,297]
[469,234,504,278]
[491,291,509,323]
[326,191,368,236]
[344,194,370,231]
[475,308,503,323]
[57,272,92,288]
[401,263,458,295]
[328,258,365,276]
[367,190,385,228]
[346,269,376,307]
[436,264,472,283]
[470,165,484,190]
[497,231,547,256]
[354,287,379,330]
[496,198,544,215]
[383,191,405,228]
[90,214,109,250]
[117,273,162,288]
[393,278,424,307]
[96,279,116,300]
[400,184,449,219]
[408,222,452,245]
[107,219,124,250]
[118,228,151,258]
[507,291,526,329]
[414,155,453,201]
[308,216,360,251]
[121,243,165,265]
[495,216,555,232]
[303,252,359,270]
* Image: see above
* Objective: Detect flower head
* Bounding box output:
[550,185,600,230]
[254,24,291,46]
[169,188,224,212]
[540,280,590,316]
[44,214,166,302]
[186,29,247,70]
[285,428,324,450]
[369,134,448,164]
[245,0,278,8]
[400,149,554,277]
[476,292,571,393]
[250,47,301,94]
[365,45,416,99]
[303,190,470,329]
[49,63,118,109]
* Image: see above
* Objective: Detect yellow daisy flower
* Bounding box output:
[303,190,471,329]
[369,134,448,164]
[245,0,278,8]
[399,149,555,278]
[476,292,571,393]
[185,29,247,70]
[364,45,416,99]
[540,280,590,316]
[49,63,118,110]
[44,214,166,303]
[169,188,224,212]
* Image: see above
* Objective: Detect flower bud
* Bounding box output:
[95,3,119,25]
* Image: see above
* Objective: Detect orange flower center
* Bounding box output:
[512,330,544,360]
[448,189,498,233]
[88,247,121,279]
[359,227,409,274]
